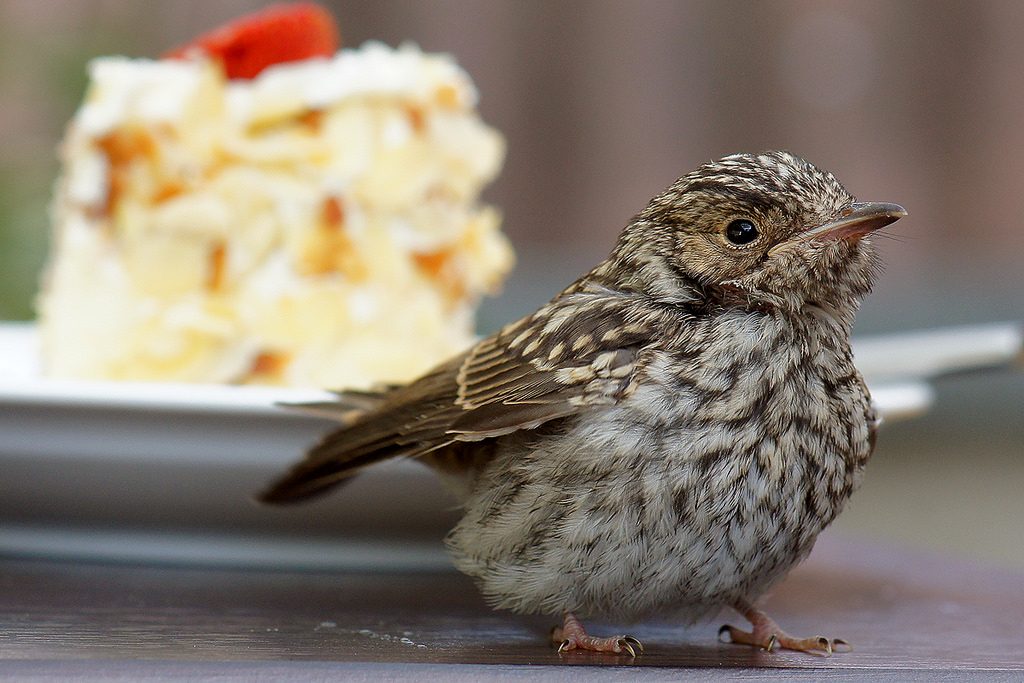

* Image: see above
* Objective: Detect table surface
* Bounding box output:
[1,533,1022,681]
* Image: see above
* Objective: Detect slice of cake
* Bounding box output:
[38,4,512,389]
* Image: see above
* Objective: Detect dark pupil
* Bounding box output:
[726,219,759,245]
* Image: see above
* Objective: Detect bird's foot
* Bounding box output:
[719,599,851,656]
[550,612,643,657]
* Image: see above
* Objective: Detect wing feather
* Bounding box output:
[259,288,665,504]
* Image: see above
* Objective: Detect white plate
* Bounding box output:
[0,321,945,435]
[1,320,1018,568]
[0,322,458,568]
[0,323,334,419]
[7,320,992,468]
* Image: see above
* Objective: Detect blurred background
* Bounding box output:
[0,1,1021,568]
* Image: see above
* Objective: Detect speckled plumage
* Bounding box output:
[260,151,905,655]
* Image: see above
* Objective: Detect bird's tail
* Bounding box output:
[257,385,435,505]
[257,431,418,504]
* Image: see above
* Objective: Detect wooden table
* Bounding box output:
[1,533,1021,680]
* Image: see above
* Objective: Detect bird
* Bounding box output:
[258,151,906,657]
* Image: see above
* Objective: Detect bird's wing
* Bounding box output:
[258,288,665,504]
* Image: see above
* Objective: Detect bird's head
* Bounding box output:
[607,151,905,321]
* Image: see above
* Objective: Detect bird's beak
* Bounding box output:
[801,202,907,242]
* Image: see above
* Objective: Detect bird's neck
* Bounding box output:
[709,282,862,338]
[586,254,864,346]
[589,253,704,307]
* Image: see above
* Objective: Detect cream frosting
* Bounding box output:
[39,42,512,388]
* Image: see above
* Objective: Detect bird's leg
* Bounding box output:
[550,612,643,657]
[718,598,851,656]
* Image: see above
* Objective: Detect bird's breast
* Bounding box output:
[570,318,873,603]
[447,313,875,619]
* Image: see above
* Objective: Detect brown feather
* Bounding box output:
[258,288,654,504]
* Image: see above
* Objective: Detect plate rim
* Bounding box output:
[0,322,332,418]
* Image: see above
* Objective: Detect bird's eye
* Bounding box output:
[725,219,759,246]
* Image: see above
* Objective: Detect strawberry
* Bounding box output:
[164,3,340,80]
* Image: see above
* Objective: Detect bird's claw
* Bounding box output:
[719,599,856,656]
[556,635,643,657]
[593,635,641,657]
[830,637,853,653]
[552,613,643,657]
[718,622,848,656]
[617,636,644,657]
[800,635,853,656]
